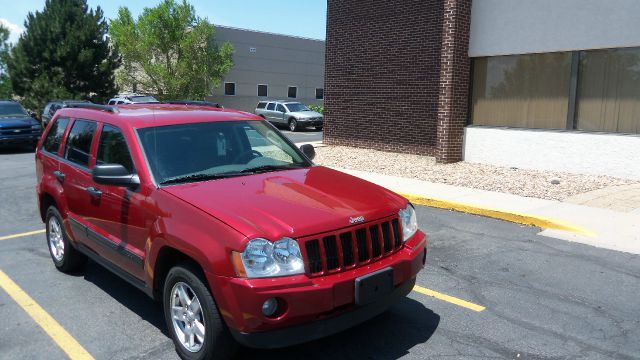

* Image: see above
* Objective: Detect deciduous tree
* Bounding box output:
[109,0,233,100]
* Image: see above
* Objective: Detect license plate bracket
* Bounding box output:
[355,267,393,306]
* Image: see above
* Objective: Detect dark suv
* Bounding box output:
[0,100,42,149]
[42,100,92,126]
[36,103,426,360]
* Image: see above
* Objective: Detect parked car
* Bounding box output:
[107,94,159,105]
[42,100,92,126]
[0,99,42,150]
[35,103,426,360]
[255,101,324,132]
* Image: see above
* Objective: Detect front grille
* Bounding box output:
[301,215,403,276]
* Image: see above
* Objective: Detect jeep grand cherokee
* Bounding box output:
[35,103,426,360]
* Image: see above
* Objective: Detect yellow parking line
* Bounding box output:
[0,229,45,241]
[0,270,94,360]
[413,285,486,312]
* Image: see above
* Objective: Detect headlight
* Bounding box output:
[233,238,305,278]
[31,124,42,130]
[399,204,418,241]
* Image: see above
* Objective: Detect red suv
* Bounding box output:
[35,103,427,360]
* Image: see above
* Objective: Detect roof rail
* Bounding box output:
[65,103,120,113]
[163,100,223,109]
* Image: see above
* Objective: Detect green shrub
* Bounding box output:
[308,104,324,114]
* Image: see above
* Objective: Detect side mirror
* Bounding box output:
[92,164,140,187]
[300,144,315,161]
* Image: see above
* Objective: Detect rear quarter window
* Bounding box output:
[42,118,70,154]
[266,103,275,111]
[256,102,267,109]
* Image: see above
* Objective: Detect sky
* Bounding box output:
[0,0,327,43]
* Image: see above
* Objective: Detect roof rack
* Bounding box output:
[163,100,223,109]
[65,103,119,113]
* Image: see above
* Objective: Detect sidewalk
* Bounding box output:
[334,168,640,255]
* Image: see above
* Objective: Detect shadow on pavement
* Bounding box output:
[82,260,169,336]
[83,260,439,359]
[0,146,35,155]
[238,297,440,359]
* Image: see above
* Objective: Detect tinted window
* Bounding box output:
[108,100,116,105]
[315,88,324,100]
[285,103,310,112]
[42,118,70,153]
[256,102,267,109]
[97,125,135,173]
[276,104,286,113]
[266,103,275,111]
[257,84,268,97]
[287,86,297,98]
[64,120,97,168]
[0,102,28,117]
[224,82,236,96]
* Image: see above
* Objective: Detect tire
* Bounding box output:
[45,206,86,273]
[163,264,237,360]
[288,118,298,132]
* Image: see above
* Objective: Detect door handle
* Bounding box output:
[53,170,65,182]
[86,187,102,198]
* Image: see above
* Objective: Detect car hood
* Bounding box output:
[0,116,39,128]
[288,111,323,119]
[161,166,407,241]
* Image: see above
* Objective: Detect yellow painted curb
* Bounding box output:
[401,193,596,237]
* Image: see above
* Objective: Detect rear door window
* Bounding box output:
[64,120,97,168]
[42,118,70,154]
[276,104,286,113]
[97,125,135,173]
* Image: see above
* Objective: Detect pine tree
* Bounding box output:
[0,24,11,98]
[7,0,120,111]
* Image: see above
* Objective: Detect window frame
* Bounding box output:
[41,117,71,156]
[257,84,268,97]
[96,123,137,175]
[224,82,236,96]
[63,118,99,170]
[287,86,297,99]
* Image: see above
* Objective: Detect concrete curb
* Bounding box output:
[401,193,596,237]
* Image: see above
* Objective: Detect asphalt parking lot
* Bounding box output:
[279,128,323,144]
[1,147,640,360]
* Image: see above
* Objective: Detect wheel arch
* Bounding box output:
[39,192,58,222]
[152,246,208,301]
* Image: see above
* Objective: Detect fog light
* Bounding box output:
[262,298,278,317]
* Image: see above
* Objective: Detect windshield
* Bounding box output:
[284,103,310,112]
[0,103,29,117]
[137,120,312,185]
[129,96,159,103]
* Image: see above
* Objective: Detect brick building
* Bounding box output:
[324,0,640,179]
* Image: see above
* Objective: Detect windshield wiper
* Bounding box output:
[239,164,306,174]
[160,172,245,185]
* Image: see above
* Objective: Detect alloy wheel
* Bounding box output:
[170,282,206,352]
[47,216,65,262]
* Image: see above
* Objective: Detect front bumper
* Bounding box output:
[0,134,41,147]
[231,276,416,348]
[209,231,427,348]
[297,119,324,127]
